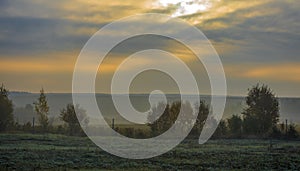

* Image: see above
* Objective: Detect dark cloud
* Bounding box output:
[0,0,145,58]
[194,0,300,64]
[0,16,107,57]
[106,35,173,57]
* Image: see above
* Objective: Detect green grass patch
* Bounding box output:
[0,133,300,170]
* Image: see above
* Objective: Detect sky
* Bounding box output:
[0,0,299,97]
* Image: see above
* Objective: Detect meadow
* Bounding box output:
[0,133,300,170]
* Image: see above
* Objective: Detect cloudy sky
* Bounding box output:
[0,0,299,97]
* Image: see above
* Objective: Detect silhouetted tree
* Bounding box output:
[227,115,243,138]
[34,88,49,132]
[60,104,89,136]
[148,102,170,135]
[0,84,14,132]
[192,100,210,135]
[213,119,227,138]
[148,101,194,136]
[174,101,194,132]
[242,84,279,136]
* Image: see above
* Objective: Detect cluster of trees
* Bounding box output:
[223,84,298,139]
[0,83,299,139]
[147,101,194,136]
[142,84,298,139]
[0,85,88,136]
[114,84,299,139]
[60,104,89,136]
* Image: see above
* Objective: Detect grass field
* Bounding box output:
[0,133,300,170]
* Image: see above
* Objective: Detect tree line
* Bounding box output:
[0,83,299,139]
[113,84,298,139]
[0,85,88,136]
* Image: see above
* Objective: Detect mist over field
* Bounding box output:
[9,92,300,125]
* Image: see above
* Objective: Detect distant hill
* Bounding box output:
[9,91,32,96]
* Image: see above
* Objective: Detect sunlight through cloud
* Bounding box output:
[154,0,215,17]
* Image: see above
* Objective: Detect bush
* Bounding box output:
[287,124,299,139]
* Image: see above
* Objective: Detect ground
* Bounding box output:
[0,134,300,170]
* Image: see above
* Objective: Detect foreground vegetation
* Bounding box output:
[0,133,300,170]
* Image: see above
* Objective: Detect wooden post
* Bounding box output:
[32,117,35,134]
[285,119,288,136]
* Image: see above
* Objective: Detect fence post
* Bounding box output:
[32,117,35,134]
